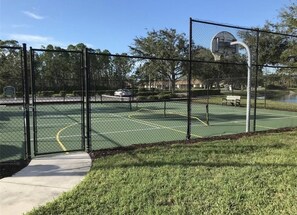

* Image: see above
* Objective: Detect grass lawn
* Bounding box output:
[198,95,297,112]
[28,129,297,215]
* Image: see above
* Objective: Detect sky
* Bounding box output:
[0,0,293,53]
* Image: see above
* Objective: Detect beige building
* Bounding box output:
[142,78,203,90]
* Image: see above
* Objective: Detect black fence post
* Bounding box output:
[22,43,31,159]
[81,51,86,151]
[29,47,38,156]
[187,18,193,141]
[84,48,91,152]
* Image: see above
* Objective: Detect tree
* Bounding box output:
[0,40,22,93]
[276,2,297,35]
[265,2,297,87]
[191,46,218,88]
[130,29,188,92]
[34,43,86,92]
[237,25,288,67]
[112,54,133,89]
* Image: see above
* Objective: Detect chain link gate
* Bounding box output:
[30,48,86,155]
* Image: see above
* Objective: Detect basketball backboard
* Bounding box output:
[211,31,238,61]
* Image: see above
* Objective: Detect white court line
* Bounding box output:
[57,124,191,139]
[31,136,56,141]
[31,123,75,128]
[38,115,81,119]
[213,108,297,118]
[109,113,160,129]
[34,110,297,141]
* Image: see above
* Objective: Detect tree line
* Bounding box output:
[0,2,296,94]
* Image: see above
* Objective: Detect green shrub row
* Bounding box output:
[137,93,179,101]
[191,89,221,97]
[1,92,23,98]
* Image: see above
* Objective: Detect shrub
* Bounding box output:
[40,91,54,97]
[148,95,159,100]
[158,94,172,100]
[192,89,220,97]
[136,96,147,101]
[73,90,83,96]
[266,84,287,90]
[16,92,23,98]
[59,91,66,97]
[137,91,158,97]
[158,92,179,99]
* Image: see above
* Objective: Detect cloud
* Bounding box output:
[8,33,75,48]
[23,11,44,20]
[9,34,51,43]
[6,33,94,49]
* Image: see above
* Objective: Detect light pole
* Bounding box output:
[230,41,252,132]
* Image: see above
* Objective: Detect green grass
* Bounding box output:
[198,95,297,112]
[28,129,297,215]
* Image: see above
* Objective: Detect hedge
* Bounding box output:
[191,89,220,97]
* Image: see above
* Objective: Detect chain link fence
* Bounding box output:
[190,19,297,136]
[1,20,296,162]
[0,45,29,162]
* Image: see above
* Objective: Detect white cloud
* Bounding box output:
[6,34,94,49]
[8,33,75,48]
[23,11,44,20]
[9,34,51,43]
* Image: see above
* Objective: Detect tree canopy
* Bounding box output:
[130,28,189,92]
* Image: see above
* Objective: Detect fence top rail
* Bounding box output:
[0,46,22,50]
[191,18,297,38]
[89,51,190,63]
[31,47,83,54]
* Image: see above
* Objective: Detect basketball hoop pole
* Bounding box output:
[230,41,252,132]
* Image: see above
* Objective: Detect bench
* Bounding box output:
[222,95,241,106]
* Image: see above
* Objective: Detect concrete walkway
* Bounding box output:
[0,152,92,215]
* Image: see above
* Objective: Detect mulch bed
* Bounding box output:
[0,160,30,179]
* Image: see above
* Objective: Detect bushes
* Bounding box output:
[38,91,55,97]
[136,91,158,97]
[266,84,287,90]
[136,92,177,100]
[191,89,220,97]
[147,95,159,100]
[136,96,147,101]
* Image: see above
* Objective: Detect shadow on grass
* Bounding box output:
[91,142,296,170]
[92,159,297,170]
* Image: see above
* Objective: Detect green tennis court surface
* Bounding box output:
[1,101,297,161]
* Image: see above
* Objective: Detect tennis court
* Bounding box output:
[1,98,297,162]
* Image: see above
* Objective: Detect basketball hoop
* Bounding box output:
[210,31,252,132]
[210,31,238,61]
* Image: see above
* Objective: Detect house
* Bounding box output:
[142,78,204,90]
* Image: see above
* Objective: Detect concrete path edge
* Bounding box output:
[0,152,92,215]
